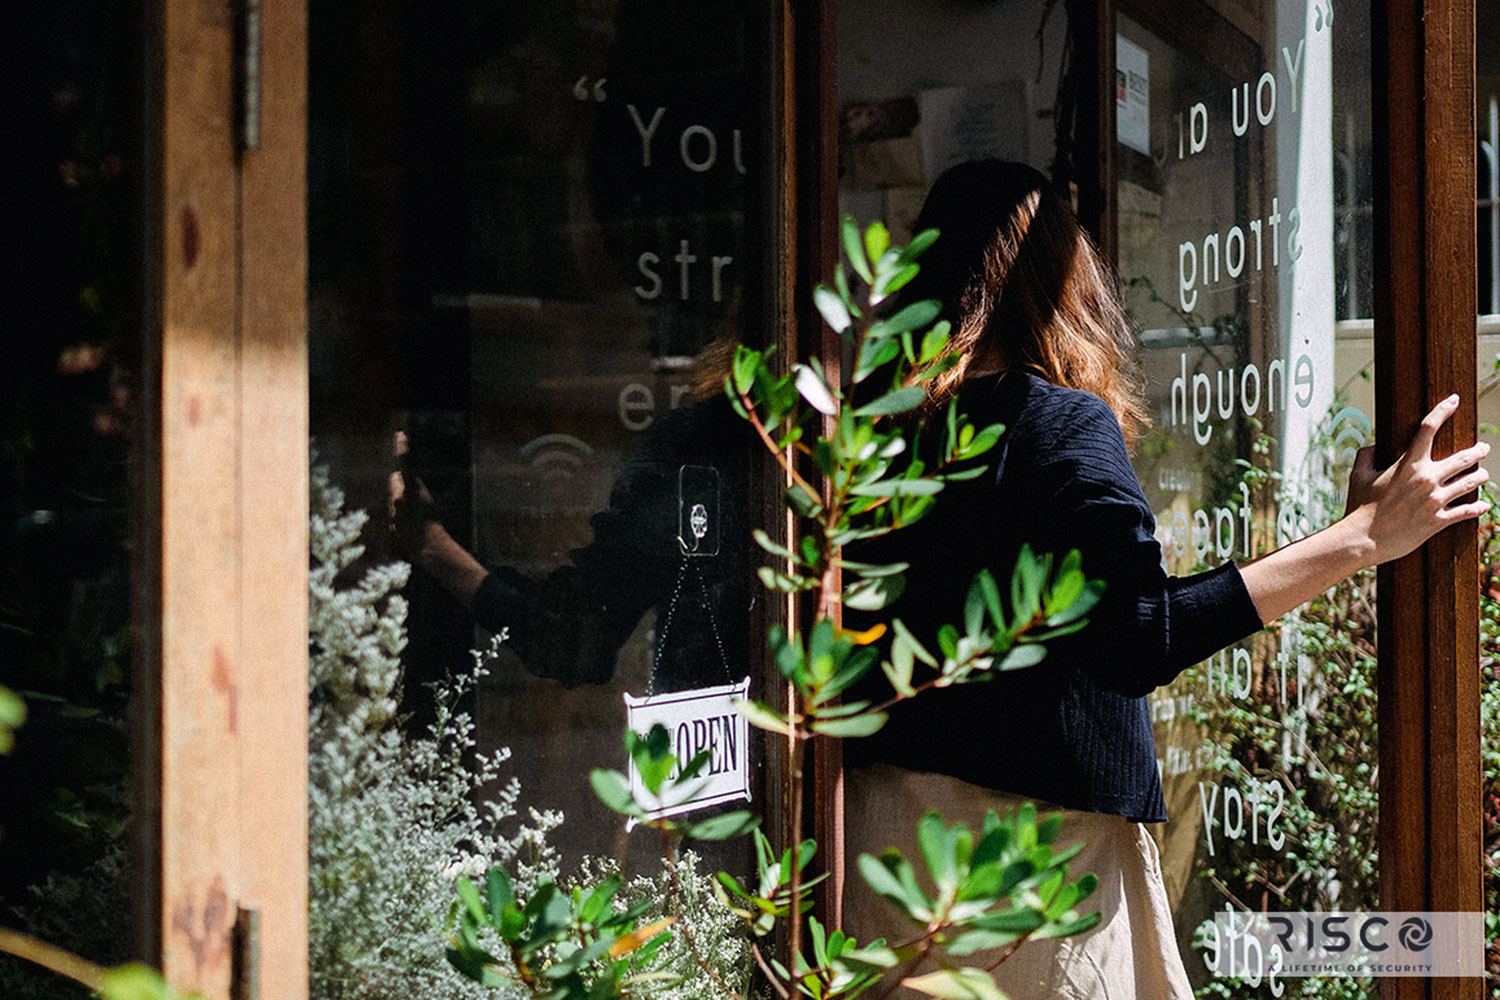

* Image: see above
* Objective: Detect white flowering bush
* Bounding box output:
[572,852,760,1000]
[308,460,562,1000]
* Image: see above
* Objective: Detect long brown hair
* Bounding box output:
[905,160,1150,446]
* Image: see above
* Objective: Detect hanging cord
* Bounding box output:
[648,555,734,696]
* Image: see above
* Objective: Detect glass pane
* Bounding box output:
[308,2,769,995]
[1115,1,1376,992]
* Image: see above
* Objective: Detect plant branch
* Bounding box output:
[0,925,106,992]
[751,943,793,1000]
[982,929,1038,972]
[738,391,820,500]
[786,731,808,977]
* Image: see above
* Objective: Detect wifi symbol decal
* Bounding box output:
[1331,406,1372,463]
[520,433,594,478]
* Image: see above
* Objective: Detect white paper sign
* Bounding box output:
[1116,36,1151,155]
[916,81,1028,180]
[624,677,752,821]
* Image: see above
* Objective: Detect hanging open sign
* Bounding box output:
[623,677,752,821]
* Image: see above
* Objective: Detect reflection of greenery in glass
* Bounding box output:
[1189,412,1377,999]
[1478,486,1500,986]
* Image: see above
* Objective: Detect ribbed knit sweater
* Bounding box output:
[846,371,1264,822]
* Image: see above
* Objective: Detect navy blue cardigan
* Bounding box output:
[846,372,1263,822]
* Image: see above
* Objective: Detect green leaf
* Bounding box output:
[855,335,902,382]
[486,868,515,925]
[847,477,944,498]
[899,227,940,263]
[809,712,888,737]
[853,386,927,418]
[919,324,951,364]
[893,619,938,666]
[864,220,891,267]
[958,422,1006,460]
[731,346,762,397]
[840,944,901,970]
[1046,579,1106,627]
[630,725,676,794]
[884,640,916,697]
[838,559,910,579]
[453,881,483,929]
[759,566,813,593]
[970,825,1010,869]
[916,811,959,892]
[0,687,25,727]
[814,285,853,335]
[844,574,906,611]
[786,483,823,518]
[902,967,1006,1000]
[834,263,855,315]
[997,645,1047,671]
[857,852,930,918]
[1034,910,1102,939]
[795,364,839,415]
[590,768,644,817]
[945,928,1032,956]
[964,576,987,639]
[880,300,942,336]
[99,963,203,1000]
[498,902,527,940]
[816,646,879,703]
[753,528,798,562]
[735,698,795,736]
[875,262,921,303]
[965,907,1046,938]
[843,216,873,283]
[1010,544,1042,625]
[683,811,762,840]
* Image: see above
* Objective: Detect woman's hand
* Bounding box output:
[1342,393,1490,564]
[1240,394,1488,623]
[388,430,490,605]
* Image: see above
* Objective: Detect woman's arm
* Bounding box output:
[1238,394,1490,622]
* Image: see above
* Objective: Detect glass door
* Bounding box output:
[1114,0,1378,990]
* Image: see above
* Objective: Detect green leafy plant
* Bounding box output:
[448,219,1105,1000]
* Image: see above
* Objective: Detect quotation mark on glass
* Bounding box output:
[1313,0,1334,31]
[1331,406,1372,463]
[572,76,608,102]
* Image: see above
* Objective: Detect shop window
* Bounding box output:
[307,1,773,990]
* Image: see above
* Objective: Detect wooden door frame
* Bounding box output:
[800,0,1483,985]
[135,0,308,996]
[1373,2,1482,999]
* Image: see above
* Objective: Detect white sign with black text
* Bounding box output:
[623,677,752,821]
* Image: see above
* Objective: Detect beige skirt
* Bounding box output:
[842,765,1194,1000]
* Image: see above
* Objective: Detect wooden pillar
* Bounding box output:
[1373,1,1480,998]
[135,0,307,997]
[792,0,845,929]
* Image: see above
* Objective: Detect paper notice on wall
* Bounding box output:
[916,81,1027,179]
[1116,36,1150,155]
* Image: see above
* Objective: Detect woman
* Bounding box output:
[842,160,1489,998]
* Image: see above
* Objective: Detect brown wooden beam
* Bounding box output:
[1373,1,1479,998]
[135,1,307,996]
